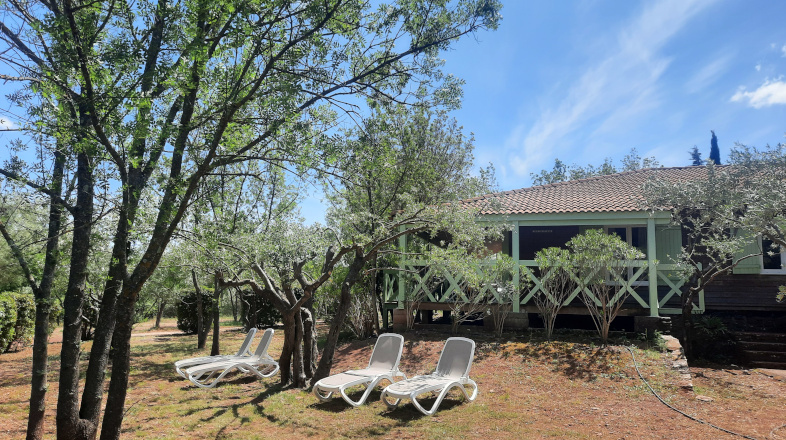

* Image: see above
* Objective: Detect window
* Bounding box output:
[518,226,579,260]
[761,237,786,274]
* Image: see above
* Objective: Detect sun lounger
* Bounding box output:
[175,328,258,378]
[380,337,478,415]
[312,333,407,407]
[184,328,279,388]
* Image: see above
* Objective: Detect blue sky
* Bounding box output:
[447,0,786,189]
[299,0,786,223]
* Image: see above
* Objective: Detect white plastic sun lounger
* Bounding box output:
[381,337,478,416]
[313,333,407,407]
[175,328,258,378]
[184,328,279,388]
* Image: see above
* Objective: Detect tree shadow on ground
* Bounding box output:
[507,341,623,381]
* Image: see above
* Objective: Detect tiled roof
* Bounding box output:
[461,166,710,215]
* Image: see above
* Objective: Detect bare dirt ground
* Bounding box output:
[1,320,784,439]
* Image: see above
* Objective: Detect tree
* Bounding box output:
[709,131,722,164]
[323,104,497,333]
[533,247,576,340]
[567,229,644,345]
[0,1,502,438]
[531,148,659,185]
[689,145,704,166]
[642,163,760,357]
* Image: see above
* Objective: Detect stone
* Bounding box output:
[695,395,713,402]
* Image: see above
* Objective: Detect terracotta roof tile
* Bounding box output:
[461,166,709,215]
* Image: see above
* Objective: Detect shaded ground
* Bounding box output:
[0,320,784,439]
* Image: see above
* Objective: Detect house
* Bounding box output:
[382,166,786,331]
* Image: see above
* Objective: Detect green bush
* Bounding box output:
[176,290,215,334]
[239,289,281,329]
[0,293,17,352]
[9,292,35,350]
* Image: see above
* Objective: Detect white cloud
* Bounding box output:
[782,44,786,57]
[506,0,718,177]
[685,54,732,93]
[755,64,761,72]
[0,119,17,130]
[730,79,786,108]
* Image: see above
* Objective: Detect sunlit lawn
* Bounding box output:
[1,318,784,439]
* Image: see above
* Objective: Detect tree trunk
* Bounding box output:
[98,285,138,440]
[313,255,364,383]
[210,275,221,356]
[230,288,239,322]
[292,310,306,388]
[681,286,697,359]
[192,270,206,349]
[24,147,66,440]
[279,313,296,385]
[302,305,317,380]
[56,151,97,440]
[78,231,128,429]
[370,254,380,335]
[155,300,165,328]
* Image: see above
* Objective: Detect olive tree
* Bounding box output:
[568,229,644,345]
[533,247,576,340]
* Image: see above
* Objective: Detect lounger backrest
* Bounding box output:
[435,337,475,379]
[367,333,404,371]
[235,328,258,356]
[253,328,275,357]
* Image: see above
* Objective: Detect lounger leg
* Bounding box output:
[380,389,401,409]
[313,385,334,402]
[411,381,478,416]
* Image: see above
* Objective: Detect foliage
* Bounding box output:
[176,291,216,335]
[642,161,764,357]
[0,290,35,352]
[239,289,282,329]
[531,148,660,185]
[427,240,512,334]
[567,229,645,344]
[533,247,576,340]
[0,292,18,352]
[689,145,704,166]
[692,316,735,361]
[9,291,36,351]
[482,254,520,337]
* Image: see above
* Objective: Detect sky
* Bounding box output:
[298,0,786,223]
[3,0,786,224]
[446,0,786,189]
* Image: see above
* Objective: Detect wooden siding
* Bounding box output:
[704,274,786,311]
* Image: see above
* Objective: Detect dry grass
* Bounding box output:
[0,321,784,439]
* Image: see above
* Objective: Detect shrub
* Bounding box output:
[239,289,281,330]
[8,291,35,351]
[0,293,17,352]
[176,290,216,334]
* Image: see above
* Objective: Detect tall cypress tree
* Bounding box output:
[709,130,721,164]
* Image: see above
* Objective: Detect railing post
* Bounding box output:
[511,221,520,313]
[647,216,659,317]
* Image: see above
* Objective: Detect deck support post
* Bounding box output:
[511,221,520,313]
[647,216,659,317]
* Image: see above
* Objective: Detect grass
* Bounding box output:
[0,319,784,439]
